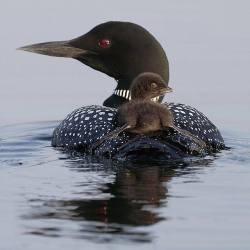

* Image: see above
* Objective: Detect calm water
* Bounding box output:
[0,122,250,249]
[1,1,250,249]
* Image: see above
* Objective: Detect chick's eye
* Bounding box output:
[98,38,111,48]
[151,82,157,88]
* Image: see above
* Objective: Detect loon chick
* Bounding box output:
[92,72,206,150]
[19,21,225,157]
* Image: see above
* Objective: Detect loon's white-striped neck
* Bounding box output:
[113,89,160,102]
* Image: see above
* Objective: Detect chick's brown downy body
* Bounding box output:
[115,72,172,134]
[117,101,173,134]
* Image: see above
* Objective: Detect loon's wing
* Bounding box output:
[52,105,117,149]
[166,102,224,150]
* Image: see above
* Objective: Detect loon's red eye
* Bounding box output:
[98,38,111,48]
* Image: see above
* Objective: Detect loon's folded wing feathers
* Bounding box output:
[167,102,224,149]
[52,103,225,158]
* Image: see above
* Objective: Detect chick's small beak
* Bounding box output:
[159,86,172,95]
[165,86,173,93]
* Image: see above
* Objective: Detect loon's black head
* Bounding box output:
[19,21,169,108]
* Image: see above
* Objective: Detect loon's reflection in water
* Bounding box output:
[23,154,213,243]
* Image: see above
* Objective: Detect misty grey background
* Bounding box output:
[0,0,249,133]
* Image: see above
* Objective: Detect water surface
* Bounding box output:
[0,122,249,249]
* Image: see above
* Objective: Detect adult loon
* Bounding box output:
[19,21,225,159]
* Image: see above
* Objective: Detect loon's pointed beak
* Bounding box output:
[18,40,91,58]
[18,36,110,78]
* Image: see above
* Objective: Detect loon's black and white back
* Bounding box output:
[51,103,224,158]
[19,21,225,159]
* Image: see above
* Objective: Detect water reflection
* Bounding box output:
[1,122,215,243]
[24,156,213,243]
